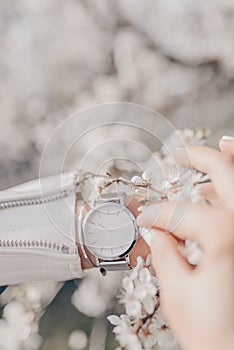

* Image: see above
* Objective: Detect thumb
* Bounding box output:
[151,229,191,290]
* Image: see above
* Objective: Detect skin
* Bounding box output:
[137,139,234,350]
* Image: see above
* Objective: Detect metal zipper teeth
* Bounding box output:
[0,190,71,209]
[0,239,70,254]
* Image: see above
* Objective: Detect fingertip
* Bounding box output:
[136,213,150,230]
[219,136,234,156]
[136,203,164,228]
[150,229,190,280]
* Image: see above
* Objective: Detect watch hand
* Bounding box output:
[90,220,106,229]
[97,223,106,228]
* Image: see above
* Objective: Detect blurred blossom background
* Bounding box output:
[0,0,234,349]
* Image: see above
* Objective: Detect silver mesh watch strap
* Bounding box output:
[99,255,131,275]
[99,255,131,272]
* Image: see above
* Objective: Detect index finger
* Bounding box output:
[175,146,234,211]
[137,201,227,255]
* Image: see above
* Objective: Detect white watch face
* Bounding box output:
[82,202,137,260]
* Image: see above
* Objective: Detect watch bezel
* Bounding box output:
[82,202,138,261]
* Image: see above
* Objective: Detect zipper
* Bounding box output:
[0,172,77,254]
[0,189,73,254]
[0,190,72,209]
[0,239,70,254]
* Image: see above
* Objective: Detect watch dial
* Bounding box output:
[83,203,136,259]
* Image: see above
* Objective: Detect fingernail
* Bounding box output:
[173,147,190,166]
[221,135,234,141]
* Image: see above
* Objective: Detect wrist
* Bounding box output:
[76,243,93,270]
[77,236,150,271]
[129,236,150,268]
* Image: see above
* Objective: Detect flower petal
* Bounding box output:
[143,297,156,315]
[126,299,142,318]
[122,277,134,293]
[107,315,120,326]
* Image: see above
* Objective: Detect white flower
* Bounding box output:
[3,301,35,341]
[108,315,142,350]
[131,176,144,185]
[0,320,21,350]
[183,239,202,265]
[68,329,88,350]
[142,170,152,182]
[120,277,143,318]
[129,256,144,280]
[135,269,158,315]
[119,258,158,321]
[149,307,175,346]
[72,269,122,317]
[126,299,143,319]
[145,254,152,267]
[109,255,175,349]
[93,176,108,193]
[108,314,130,331]
[118,332,143,350]
[141,331,157,349]
[94,176,106,188]
[135,188,147,195]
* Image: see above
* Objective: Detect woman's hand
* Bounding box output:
[137,144,234,350]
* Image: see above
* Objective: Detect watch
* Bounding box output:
[77,192,139,274]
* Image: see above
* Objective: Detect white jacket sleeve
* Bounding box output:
[0,172,83,286]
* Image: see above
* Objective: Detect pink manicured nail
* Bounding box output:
[221,135,234,141]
